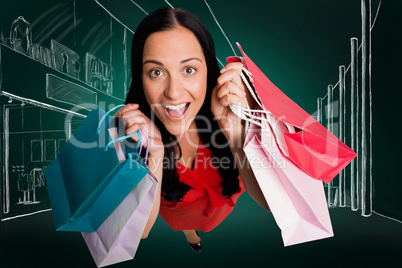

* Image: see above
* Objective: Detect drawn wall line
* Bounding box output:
[350,37,359,211]
[361,0,372,217]
[94,0,135,34]
[1,91,86,118]
[204,0,237,57]
[123,28,128,97]
[109,17,113,78]
[215,57,224,68]
[1,208,52,222]
[3,107,10,214]
[130,0,149,15]
[339,65,346,207]
[371,0,382,30]
[326,84,334,206]
[9,130,65,135]
[0,46,2,88]
[372,211,402,224]
[73,0,76,46]
[164,0,175,9]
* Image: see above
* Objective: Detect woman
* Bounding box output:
[114,7,270,252]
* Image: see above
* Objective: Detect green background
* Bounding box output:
[1,0,401,267]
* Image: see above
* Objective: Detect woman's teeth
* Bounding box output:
[163,103,189,117]
[164,103,187,110]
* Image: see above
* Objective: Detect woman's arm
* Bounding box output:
[211,62,270,212]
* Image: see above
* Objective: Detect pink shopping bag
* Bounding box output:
[244,111,333,246]
[228,43,357,183]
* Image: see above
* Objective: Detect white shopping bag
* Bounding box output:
[82,128,158,267]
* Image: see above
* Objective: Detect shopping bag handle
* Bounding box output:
[97,104,150,164]
[230,67,292,131]
[104,129,140,150]
[96,104,125,134]
[229,66,297,156]
[240,68,263,108]
[96,104,140,151]
[106,128,150,164]
[229,67,269,129]
[127,129,150,164]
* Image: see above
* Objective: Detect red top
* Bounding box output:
[159,141,245,232]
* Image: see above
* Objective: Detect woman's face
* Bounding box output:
[142,26,208,138]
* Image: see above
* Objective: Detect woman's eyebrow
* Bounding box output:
[143,60,164,66]
[181,57,203,64]
[143,58,202,66]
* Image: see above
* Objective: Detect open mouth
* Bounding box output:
[162,102,190,118]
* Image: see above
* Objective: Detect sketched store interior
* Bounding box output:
[1,0,131,220]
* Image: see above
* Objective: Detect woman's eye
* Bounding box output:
[149,69,163,78]
[184,67,196,75]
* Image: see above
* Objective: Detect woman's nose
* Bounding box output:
[164,75,184,100]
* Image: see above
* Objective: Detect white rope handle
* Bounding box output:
[239,68,263,108]
[226,66,297,156]
[230,104,270,129]
[229,67,297,134]
[228,66,270,130]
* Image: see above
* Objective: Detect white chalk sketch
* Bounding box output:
[85,53,115,95]
[9,16,32,56]
[164,0,175,10]
[1,0,130,221]
[46,73,98,111]
[94,0,135,34]
[17,167,45,205]
[315,0,398,223]
[51,39,80,79]
[204,0,237,57]
[130,0,149,16]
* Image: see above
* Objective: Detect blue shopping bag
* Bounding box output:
[45,105,149,232]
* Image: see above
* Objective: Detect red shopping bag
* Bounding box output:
[228,43,357,183]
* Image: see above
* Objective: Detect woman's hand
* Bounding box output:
[211,62,248,146]
[113,103,164,157]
